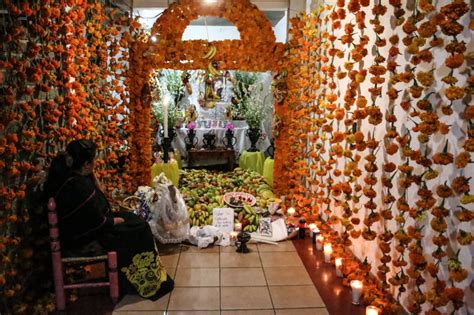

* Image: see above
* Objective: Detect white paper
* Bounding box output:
[212,208,234,233]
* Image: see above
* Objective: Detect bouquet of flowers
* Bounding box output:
[241,85,272,129]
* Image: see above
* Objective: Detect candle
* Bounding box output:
[287,207,295,216]
[309,223,316,236]
[323,243,332,263]
[316,235,324,250]
[350,280,363,305]
[335,258,343,277]
[234,223,242,232]
[163,95,170,138]
[366,306,380,315]
[230,231,238,245]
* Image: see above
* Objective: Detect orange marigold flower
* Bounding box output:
[455,151,471,168]
[445,54,464,69]
[452,176,470,194]
[436,184,454,198]
[416,70,434,87]
[444,86,465,101]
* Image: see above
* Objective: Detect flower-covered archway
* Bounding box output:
[128,0,285,185]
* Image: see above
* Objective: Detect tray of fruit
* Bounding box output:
[224,192,256,208]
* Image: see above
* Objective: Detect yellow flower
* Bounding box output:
[460,195,474,204]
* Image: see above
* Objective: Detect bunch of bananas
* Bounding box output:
[235,205,261,233]
[203,45,217,59]
[189,209,213,227]
[207,62,221,77]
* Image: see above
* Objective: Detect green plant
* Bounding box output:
[242,84,272,129]
[152,70,185,128]
[232,71,258,118]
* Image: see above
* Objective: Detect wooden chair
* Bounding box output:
[47,197,119,311]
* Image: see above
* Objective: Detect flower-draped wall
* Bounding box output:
[0,1,135,313]
[128,0,284,186]
[274,0,473,313]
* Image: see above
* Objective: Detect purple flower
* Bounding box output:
[187,122,196,130]
[225,122,234,130]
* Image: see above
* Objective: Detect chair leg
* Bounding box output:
[52,248,66,310]
[108,251,120,304]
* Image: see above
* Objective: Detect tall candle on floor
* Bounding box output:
[323,243,332,263]
[366,306,380,315]
[350,280,363,305]
[163,95,170,137]
[316,235,324,250]
[335,258,343,277]
[309,223,316,236]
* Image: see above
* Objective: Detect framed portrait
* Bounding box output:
[205,76,226,102]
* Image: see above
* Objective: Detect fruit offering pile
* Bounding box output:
[179,168,278,231]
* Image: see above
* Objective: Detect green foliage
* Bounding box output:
[151,70,185,128]
[232,71,258,119]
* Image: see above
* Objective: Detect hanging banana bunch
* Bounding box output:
[203,45,221,77]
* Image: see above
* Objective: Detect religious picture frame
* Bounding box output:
[205,76,226,103]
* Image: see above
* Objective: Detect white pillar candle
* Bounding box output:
[163,95,170,137]
[366,306,380,315]
[350,280,363,305]
[230,231,238,245]
[309,223,316,236]
[234,223,242,232]
[323,243,332,263]
[316,235,324,250]
[287,207,295,216]
[335,258,343,277]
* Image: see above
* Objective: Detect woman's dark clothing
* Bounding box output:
[55,174,173,300]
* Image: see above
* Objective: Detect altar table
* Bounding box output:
[239,151,266,175]
[164,121,271,162]
[263,158,274,187]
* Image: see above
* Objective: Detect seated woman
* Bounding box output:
[43,139,174,300]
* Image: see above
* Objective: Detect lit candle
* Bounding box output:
[366,306,380,315]
[309,223,316,236]
[323,243,332,263]
[287,207,295,216]
[230,231,238,245]
[234,223,242,232]
[163,95,170,138]
[350,280,363,305]
[335,258,343,277]
[316,235,324,250]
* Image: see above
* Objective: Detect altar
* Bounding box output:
[168,121,271,162]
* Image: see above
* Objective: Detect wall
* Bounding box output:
[276,0,473,313]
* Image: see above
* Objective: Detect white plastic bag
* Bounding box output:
[188,225,223,248]
[147,174,190,244]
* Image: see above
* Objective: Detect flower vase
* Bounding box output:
[246,128,261,152]
[224,129,237,150]
[185,129,197,150]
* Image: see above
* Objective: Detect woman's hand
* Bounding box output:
[113,217,125,225]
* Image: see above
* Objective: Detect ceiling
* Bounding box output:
[189,11,286,27]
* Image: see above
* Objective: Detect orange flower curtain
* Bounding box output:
[273,0,473,313]
[0,1,136,312]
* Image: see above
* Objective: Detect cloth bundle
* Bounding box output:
[134,174,190,244]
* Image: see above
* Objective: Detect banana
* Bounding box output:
[207,62,221,76]
[202,45,216,59]
[248,215,255,223]
[255,215,260,226]
[208,46,217,59]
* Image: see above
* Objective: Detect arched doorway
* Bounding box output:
[128,0,284,185]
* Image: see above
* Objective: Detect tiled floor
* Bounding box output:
[113,241,329,315]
